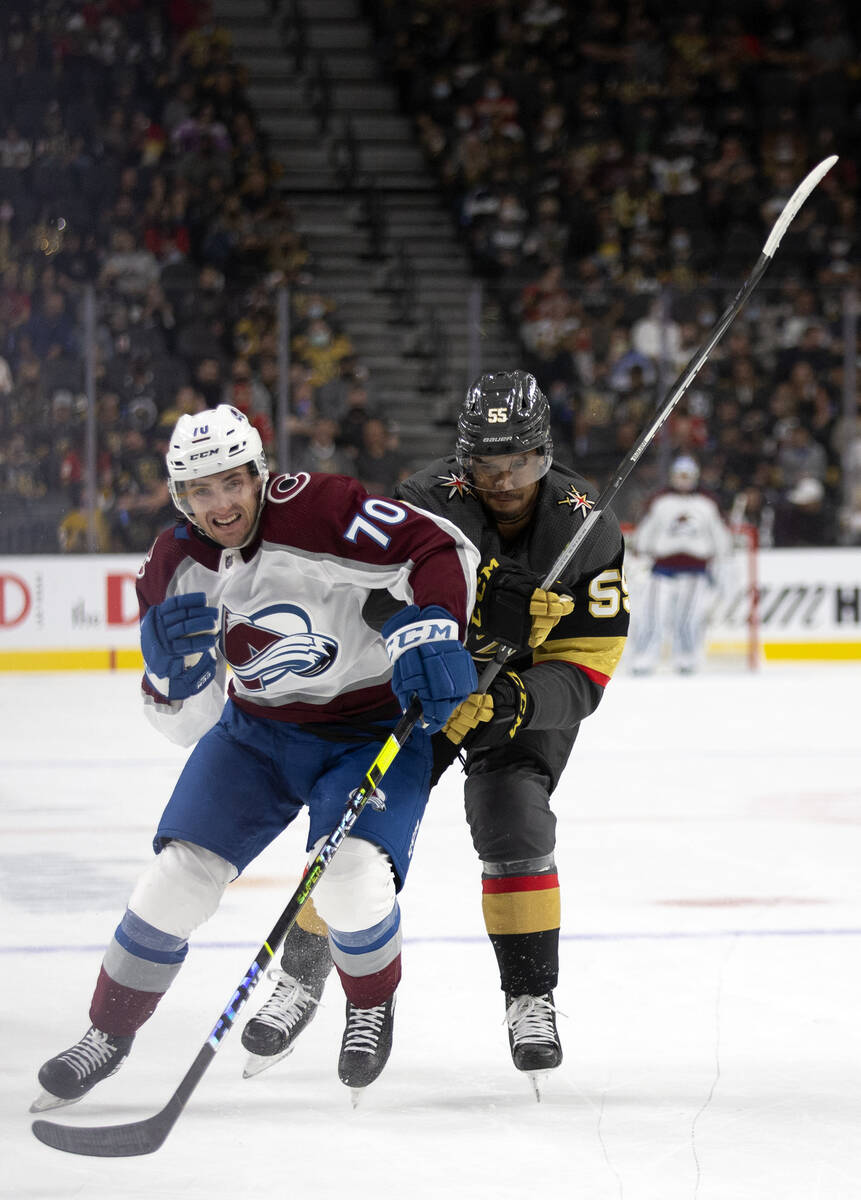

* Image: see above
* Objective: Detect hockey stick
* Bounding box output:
[476,154,838,693]
[31,695,424,1158]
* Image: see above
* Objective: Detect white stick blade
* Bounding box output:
[762,155,838,259]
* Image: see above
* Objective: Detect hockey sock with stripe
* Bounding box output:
[481,863,560,996]
[89,908,188,1036]
[327,901,402,1008]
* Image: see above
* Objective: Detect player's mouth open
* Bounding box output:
[214,514,241,528]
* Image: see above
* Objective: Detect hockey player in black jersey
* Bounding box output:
[242,371,630,1093]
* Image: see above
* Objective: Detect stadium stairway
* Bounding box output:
[213,0,519,465]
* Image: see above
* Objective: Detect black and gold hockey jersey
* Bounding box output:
[395,456,629,783]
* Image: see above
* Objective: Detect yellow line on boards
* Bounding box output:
[0,649,143,671]
[707,641,861,661]
[762,642,861,661]
[3,643,861,671]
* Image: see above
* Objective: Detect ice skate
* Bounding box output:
[241,971,325,1078]
[30,1025,134,1113]
[504,992,562,1101]
[338,995,396,1105]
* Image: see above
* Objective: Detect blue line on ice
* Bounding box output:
[4,926,861,954]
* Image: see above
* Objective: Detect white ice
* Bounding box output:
[2,665,861,1200]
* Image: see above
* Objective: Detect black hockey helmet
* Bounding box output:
[456,370,553,489]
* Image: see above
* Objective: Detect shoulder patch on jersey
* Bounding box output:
[435,471,474,500]
[558,484,595,518]
[267,472,311,504]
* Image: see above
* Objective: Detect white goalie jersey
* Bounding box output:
[634,489,732,572]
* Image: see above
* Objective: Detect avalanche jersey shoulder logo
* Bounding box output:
[222,603,338,692]
[436,471,474,500]
[267,473,311,504]
[558,484,594,519]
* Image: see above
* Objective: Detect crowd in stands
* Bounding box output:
[365,0,861,544]
[0,0,858,555]
[0,0,407,554]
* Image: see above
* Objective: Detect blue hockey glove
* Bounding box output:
[383,604,478,734]
[158,651,217,701]
[141,592,219,700]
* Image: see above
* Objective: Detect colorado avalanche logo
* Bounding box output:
[222,603,338,692]
[350,786,386,812]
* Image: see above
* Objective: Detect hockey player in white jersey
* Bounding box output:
[31,404,479,1112]
[628,455,732,674]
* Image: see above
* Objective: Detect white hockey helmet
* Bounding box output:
[670,455,700,491]
[166,404,269,521]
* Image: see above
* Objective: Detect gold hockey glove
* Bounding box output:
[469,558,573,659]
[443,670,532,748]
[528,587,574,647]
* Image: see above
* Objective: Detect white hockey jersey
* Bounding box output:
[136,472,479,747]
[634,489,732,571]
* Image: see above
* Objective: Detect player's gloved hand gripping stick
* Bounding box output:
[383,603,478,732]
[444,558,573,746]
[32,154,836,1159]
[468,557,575,661]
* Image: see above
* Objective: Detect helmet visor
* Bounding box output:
[465,448,551,494]
[169,465,265,521]
[169,477,200,520]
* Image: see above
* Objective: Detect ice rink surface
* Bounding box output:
[2,664,860,1200]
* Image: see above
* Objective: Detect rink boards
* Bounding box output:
[0,549,860,669]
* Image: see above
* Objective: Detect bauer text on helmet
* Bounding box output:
[456,371,553,492]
